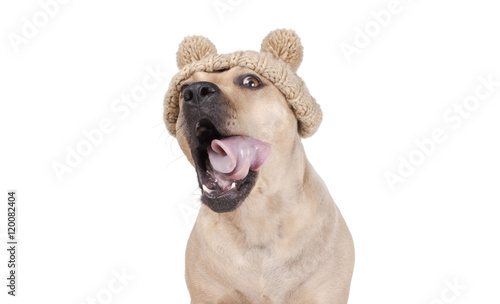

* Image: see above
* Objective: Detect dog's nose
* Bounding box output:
[183,81,219,104]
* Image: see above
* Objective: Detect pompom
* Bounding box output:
[260,29,303,72]
[176,35,217,69]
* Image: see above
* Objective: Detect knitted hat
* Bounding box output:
[164,29,322,138]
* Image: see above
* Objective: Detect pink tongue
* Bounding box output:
[207,136,271,189]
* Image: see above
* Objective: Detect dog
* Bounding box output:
[164,29,354,304]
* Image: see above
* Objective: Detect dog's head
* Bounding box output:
[164,29,322,213]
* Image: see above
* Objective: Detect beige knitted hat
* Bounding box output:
[164,29,322,138]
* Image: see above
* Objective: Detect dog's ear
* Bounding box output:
[261,29,303,72]
[176,35,217,69]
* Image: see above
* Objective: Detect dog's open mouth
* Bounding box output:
[191,119,271,213]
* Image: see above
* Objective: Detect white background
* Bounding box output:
[1,0,499,303]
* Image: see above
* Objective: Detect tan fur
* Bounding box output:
[176,67,355,304]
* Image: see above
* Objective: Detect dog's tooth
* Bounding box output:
[228,182,236,190]
[202,185,214,194]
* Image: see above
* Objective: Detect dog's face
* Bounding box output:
[175,67,299,213]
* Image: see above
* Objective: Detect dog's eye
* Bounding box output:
[240,75,263,89]
[242,76,260,88]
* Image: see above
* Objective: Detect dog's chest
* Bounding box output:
[221,243,308,302]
